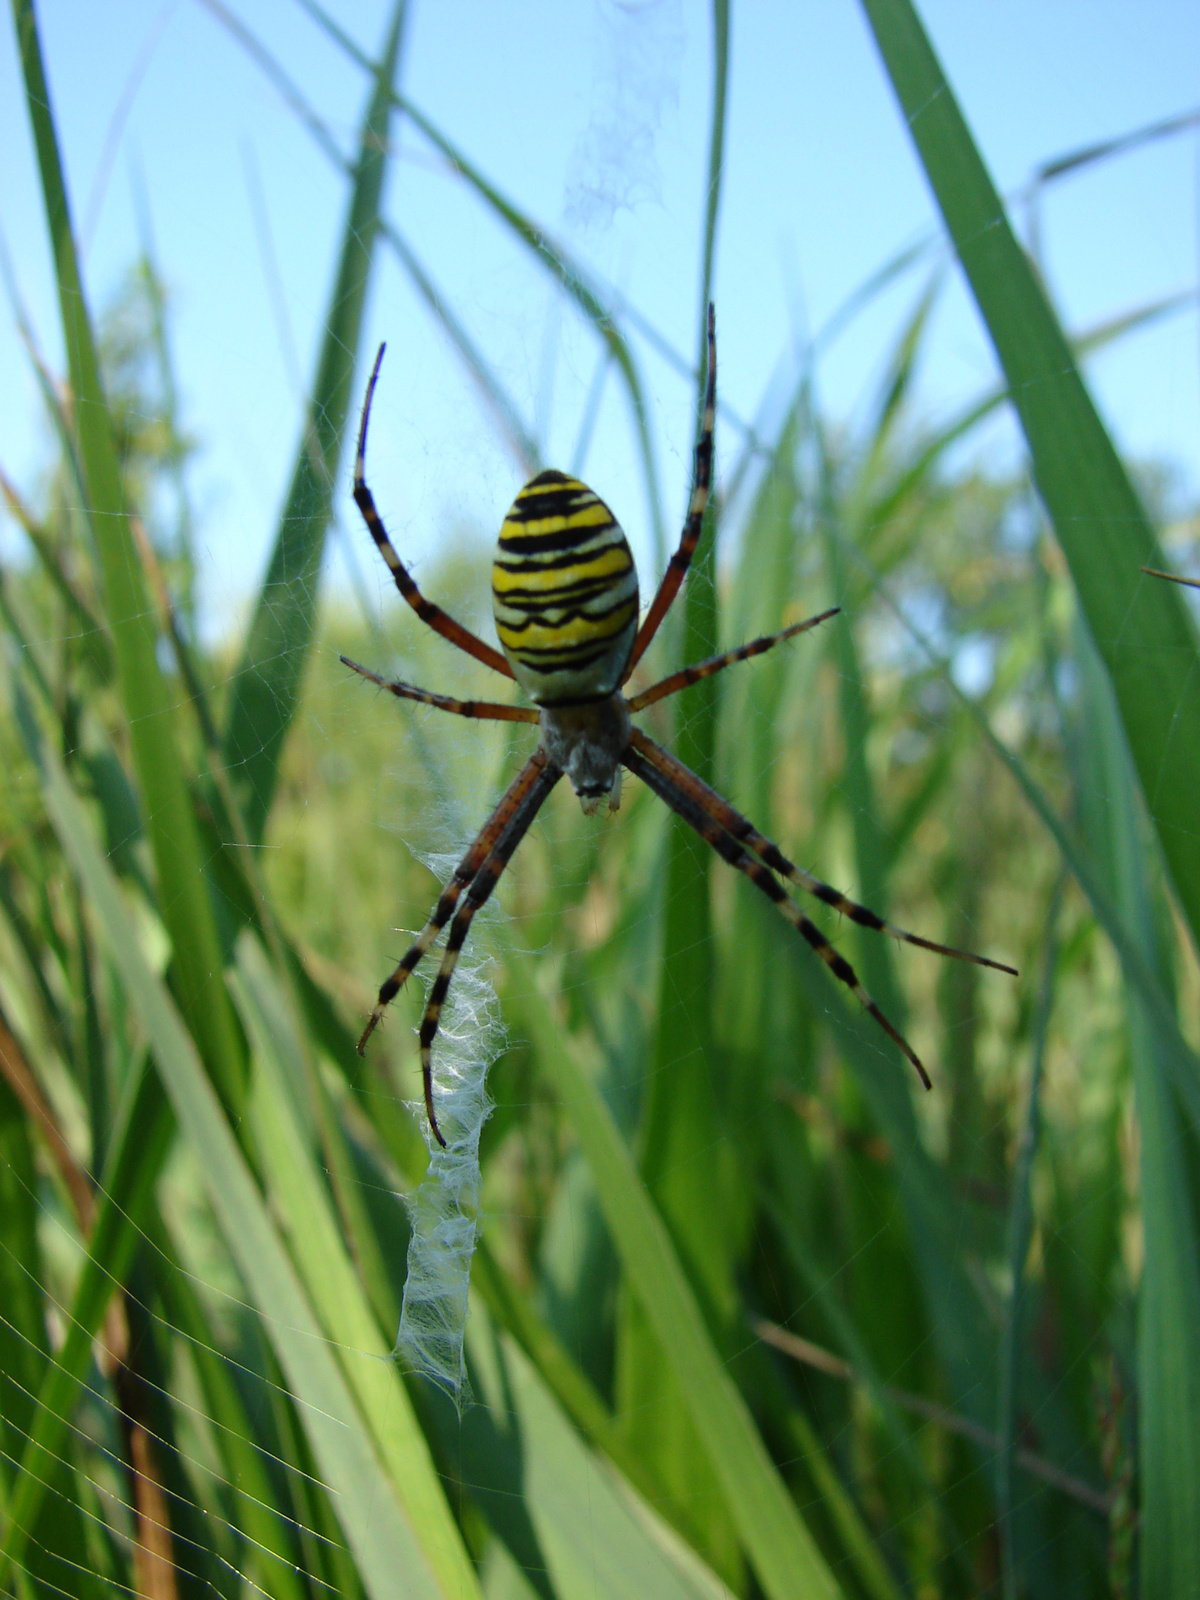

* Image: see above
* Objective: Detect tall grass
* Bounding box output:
[2,1,1198,1597]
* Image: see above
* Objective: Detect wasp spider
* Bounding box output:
[344,307,1016,1147]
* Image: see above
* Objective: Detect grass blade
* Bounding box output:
[232,935,482,1600]
[0,1071,107,1598]
[850,531,1200,1145]
[222,0,407,843]
[860,0,1200,955]
[0,691,176,1584]
[0,1040,172,1585]
[1076,627,1200,1597]
[620,9,734,1577]
[23,710,449,1600]
[783,1407,907,1600]
[838,522,1200,1587]
[13,0,243,1104]
[456,1306,732,1600]
[523,985,844,1600]
[468,1236,671,1520]
[143,1215,310,1600]
[996,883,1062,1596]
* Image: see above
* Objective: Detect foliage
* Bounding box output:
[2,1,1199,1596]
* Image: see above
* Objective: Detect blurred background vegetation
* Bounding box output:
[3,2,1200,1598]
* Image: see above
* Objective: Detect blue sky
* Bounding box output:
[1,0,1197,637]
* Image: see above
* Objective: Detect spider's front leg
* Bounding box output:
[354,344,516,679]
[624,303,717,677]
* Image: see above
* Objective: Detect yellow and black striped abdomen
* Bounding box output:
[493,470,639,705]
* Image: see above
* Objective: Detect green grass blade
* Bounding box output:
[1076,628,1200,1598]
[455,1306,732,1600]
[769,899,1002,1428]
[783,1407,907,1600]
[860,0,1200,952]
[1033,104,1200,186]
[817,423,905,1020]
[0,1074,46,1454]
[996,886,1061,1596]
[647,0,728,1050]
[0,467,113,683]
[0,677,174,1576]
[859,549,1200,1145]
[1132,999,1200,1597]
[831,524,1200,1585]
[13,0,243,1104]
[222,0,407,843]
[764,1196,938,1497]
[863,288,1197,540]
[25,715,449,1600]
[620,10,733,1575]
[143,1215,310,1600]
[469,1236,671,1520]
[524,987,844,1600]
[232,935,483,1600]
[0,1073,107,1600]
[0,1041,172,1584]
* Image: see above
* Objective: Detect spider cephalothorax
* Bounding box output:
[344,307,1016,1146]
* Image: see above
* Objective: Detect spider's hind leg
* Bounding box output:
[623,741,934,1088]
[415,760,561,1145]
[359,751,551,1057]
[629,729,1015,978]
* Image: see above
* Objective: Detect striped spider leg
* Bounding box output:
[340,657,539,725]
[623,728,1016,1088]
[413,755,561,1145]
[348,359,536,1144]
[624,301,717,677]
[625,607,842,712]
[354,342,516,680]
[1142,565,1200,590]
[347,700,555,1145]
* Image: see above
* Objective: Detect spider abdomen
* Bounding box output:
[493,470,639,705]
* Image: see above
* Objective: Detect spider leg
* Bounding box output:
[626,608,839,712]
[359,751,551,1057]
[624,304,717,678]
[355,344,516,680]
[629,729,1016,976]
[341,656,538,722]
[418,760,562,1145]
[622,741,932,1088]
[1142,566,1200,590]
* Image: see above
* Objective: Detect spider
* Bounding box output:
[343,306,1016,1147]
